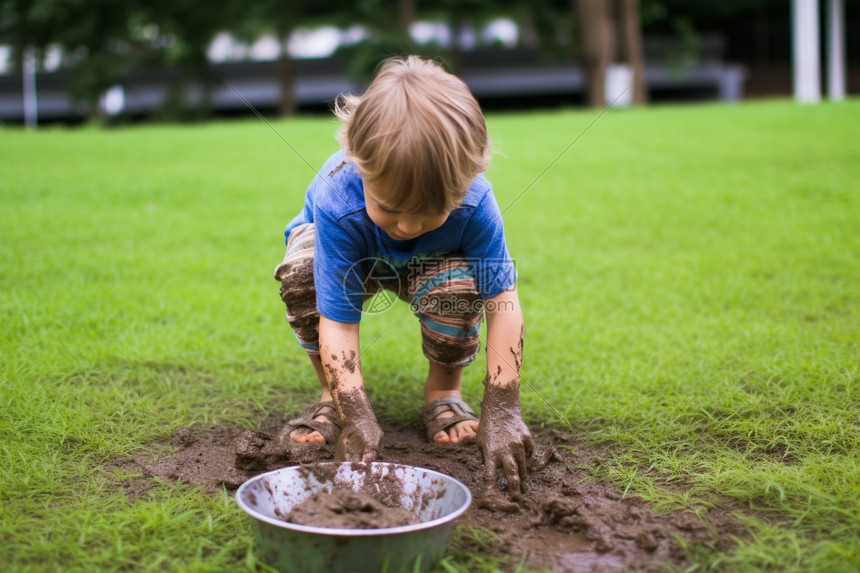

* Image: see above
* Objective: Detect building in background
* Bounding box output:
[0,2,856,123]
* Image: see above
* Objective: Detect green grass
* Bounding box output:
[2,99,859,571]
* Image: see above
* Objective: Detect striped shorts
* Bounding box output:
[273,223,483,368]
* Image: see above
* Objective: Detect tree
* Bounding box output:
[333,0,422,82]
[335,0,520,81]
[417,0,514,74]
[236,0,333,117]
[144,0,244,119]
[576,0,612,106]
[576,0,647,107]
[0,0,153,118]
[0,0,62,71]
[619,0,647,104]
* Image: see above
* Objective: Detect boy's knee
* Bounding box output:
[413,289,483,321]
[275,223,317,303]
[274,223,319,333]
[408,256,480,313]
[408,256,483,368]
[275,223,315,278]
[422,335,480,368]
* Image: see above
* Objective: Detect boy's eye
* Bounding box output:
[377,202,400,214]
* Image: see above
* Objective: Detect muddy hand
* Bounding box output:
[333,387,383,463]
[477,415,534,510]
[335,419,383,462]
[476,381,535,512]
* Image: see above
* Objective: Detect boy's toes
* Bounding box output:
[288,411,334,444]
[450,420,479,442]
[433,420,479,443]
[289,427,325,443]
[425,399,480,444]
[432,429,452,443]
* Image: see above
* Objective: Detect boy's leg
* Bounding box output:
[274,223,336,443]
[405,256,484,443]
[424,362,476,443]
[294,355,335,443]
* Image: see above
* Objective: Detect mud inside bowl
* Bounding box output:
[236,462,471,573]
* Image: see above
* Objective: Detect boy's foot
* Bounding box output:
[288,400,341,444]
[423,396,480,444]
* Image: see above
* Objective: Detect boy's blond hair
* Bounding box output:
[334,56,489,214]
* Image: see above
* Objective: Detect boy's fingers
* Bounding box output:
[514,444,528,493]
[524,433,535,460]
[502,456,521,496]
[361,447,378,463]
[477,438,488,463]
[343,442,361,462]
[479,485,520,513]
[481,448,497,484]
[505,440,530,497]
[521,434,535,487]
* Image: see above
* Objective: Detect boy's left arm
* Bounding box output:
[477,286,535,509]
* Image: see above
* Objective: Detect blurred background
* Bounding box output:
[1,0,858,124]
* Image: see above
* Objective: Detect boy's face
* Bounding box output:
[364,184,450,241]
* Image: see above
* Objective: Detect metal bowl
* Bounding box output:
[236,462,472,573]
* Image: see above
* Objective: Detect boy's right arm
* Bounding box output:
[319,316,383,462]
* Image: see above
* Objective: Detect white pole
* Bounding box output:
[827,0,846,101]
[792,0,821,103]
[22,45,38,127]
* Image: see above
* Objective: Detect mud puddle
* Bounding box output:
[126,422,745,572]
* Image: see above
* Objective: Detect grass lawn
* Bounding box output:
[1,99,858,572]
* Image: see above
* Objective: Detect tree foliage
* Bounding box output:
[0,0,805,119]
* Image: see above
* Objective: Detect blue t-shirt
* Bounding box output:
[284,150,516,323]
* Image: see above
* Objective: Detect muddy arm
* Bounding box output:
[319,316,383,462]
[484,287,524,384]
[477,288,535,510]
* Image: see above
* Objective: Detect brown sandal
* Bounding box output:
[422,397,479,442]
[286,400,341,444]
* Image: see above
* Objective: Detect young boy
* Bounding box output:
[274,56,534,506]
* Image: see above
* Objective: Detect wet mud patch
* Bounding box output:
[124,422,746,572]
[286,490,421,529]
